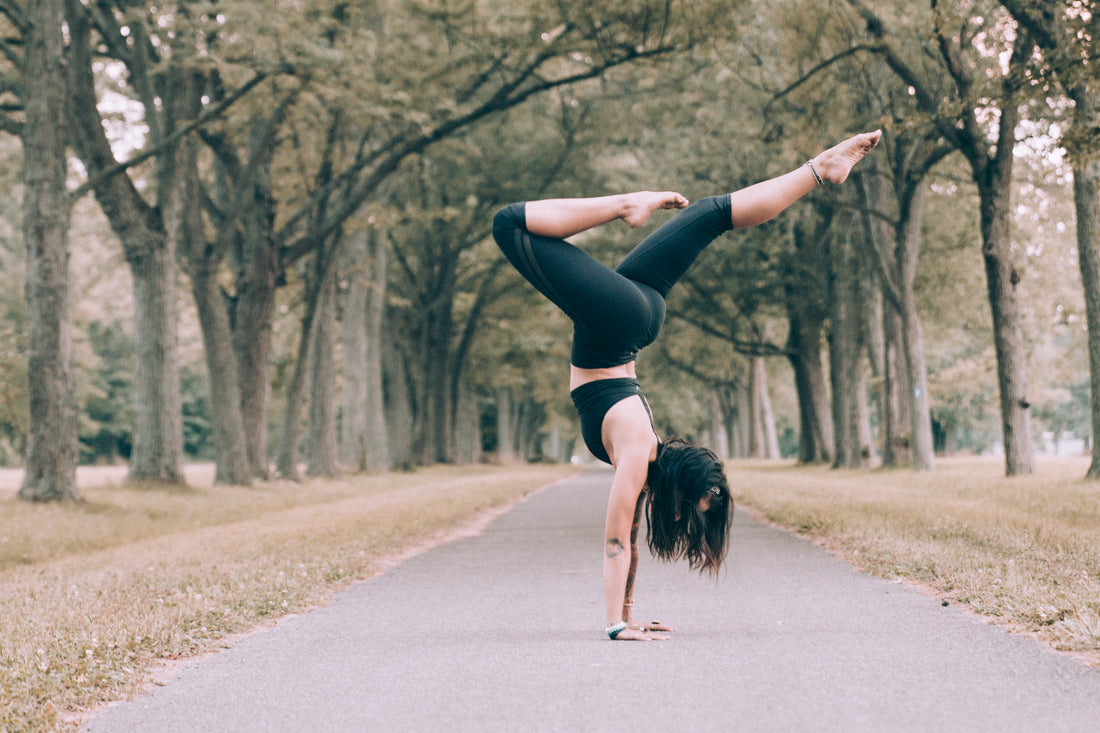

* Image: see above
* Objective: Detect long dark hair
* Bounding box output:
[645,437,733,576]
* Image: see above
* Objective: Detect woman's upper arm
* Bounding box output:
[605,453,648,539]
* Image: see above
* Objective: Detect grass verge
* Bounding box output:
[729,455,1100,665]
[0,463,574,732]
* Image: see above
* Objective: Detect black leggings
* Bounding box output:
[492,195,733,368]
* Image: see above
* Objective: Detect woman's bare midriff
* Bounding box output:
[569,362,637,391]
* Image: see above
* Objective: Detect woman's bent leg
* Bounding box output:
[524,191,688,239]
[492,203,649,329]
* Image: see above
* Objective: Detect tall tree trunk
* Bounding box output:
[189,266,251,485]
[421,285,455,464]
[21,0,78,502]
[883,305,912,465]
[231,126,280,479]
[275,267,315,482]
[785,216,834,464]
[787,311,833,464]
[710,390,730,461]
[864,264,891,463]
[860,146,941,471]
[128,245,184,483]
[496,387,517,464]
[384,325,413,470]
[750,357,780,459]
[132,64,197,486]
[454,396,482,463]
[899,185,935,471]
[1069,86,1100,478]
[363,232,391,471]
[66,1,186,486]
[979,143,1035,475]
[340,230,371,472]
[307,248,341,477]
[828,227,868,469]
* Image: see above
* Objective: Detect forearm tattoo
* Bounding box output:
[605,538,625,558]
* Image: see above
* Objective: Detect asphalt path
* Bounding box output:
[84,468,1100,732]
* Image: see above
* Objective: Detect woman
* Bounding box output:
[492,130,881,641]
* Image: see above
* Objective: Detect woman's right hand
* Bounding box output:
[612,626,670,641]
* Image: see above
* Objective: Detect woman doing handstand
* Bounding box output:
[492,130,881,641]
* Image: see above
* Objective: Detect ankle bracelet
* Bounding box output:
[806,159,824,186]
[606,621,628,639]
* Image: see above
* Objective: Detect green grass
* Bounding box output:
[0,464,575,732]
[729,455,1100,664]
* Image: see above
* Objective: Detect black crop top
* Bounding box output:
[569,378,658,464]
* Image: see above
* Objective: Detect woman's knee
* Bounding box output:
[492,202,527,246]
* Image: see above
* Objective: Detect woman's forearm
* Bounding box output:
[603,538,631,625]
[622,493,645,621]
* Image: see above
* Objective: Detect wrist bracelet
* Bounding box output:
[606,621,628,639]
[807,158,824,186]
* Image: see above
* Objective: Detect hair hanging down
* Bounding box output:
[645,437,734,576]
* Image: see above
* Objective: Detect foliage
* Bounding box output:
[0,0,1094,474]
[78,321,134,464]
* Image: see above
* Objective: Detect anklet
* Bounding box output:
[606,621,628,639]
[806,159,824,187]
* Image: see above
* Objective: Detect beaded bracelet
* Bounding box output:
[606,621,628,639]
[806,159,824,186]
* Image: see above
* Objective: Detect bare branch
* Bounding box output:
[70,72,269,200]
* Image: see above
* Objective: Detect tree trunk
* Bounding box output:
[384,324,413,470]
[497,387,517,463]
[1069,87,1100,479]
[131,65,196,486]
[979,180,1035,475]
[188,266,252,485]
[363,232,390,471]
[883,304,912,466]
[750,357,779,459]
[231,127,280,479]
[337,227,391,474]
[275,269,315,482]
[21,0,78,502]
[66,1,187,487]
[864,264,891,463]
[128,244,185,483]
[340,231,371,472]
[828,227,868,469]
[899,185,935,471]
[787,310,833,464]
[710,390,730,461]
[454,396,482,463]
[307,249,341,478]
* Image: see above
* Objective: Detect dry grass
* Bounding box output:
[0,463,574,732]
[729,455,1100,664]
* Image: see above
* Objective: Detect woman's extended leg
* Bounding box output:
[524,191,689,239]
[728,130,881,229]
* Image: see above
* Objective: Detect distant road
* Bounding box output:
[85,468,1100,732]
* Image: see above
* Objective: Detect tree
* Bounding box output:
[846,0,1039,475]
[1000,0,1100,477]
[195,0,726,478]
[61,1,273,485]
[18,0,79,501]
[338,226,389,472]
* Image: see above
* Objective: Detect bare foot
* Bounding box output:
[621,191,689,228]
[812,130,882,184]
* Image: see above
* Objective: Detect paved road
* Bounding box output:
[84,469,1100,732]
